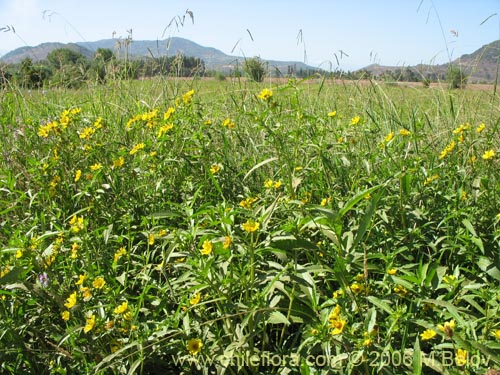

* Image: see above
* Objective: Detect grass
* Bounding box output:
[1,75,500,375]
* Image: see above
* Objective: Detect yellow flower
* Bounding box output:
[328,111,337,117]
[264,179,274,188]
[93,117,103,128]
[189,292,201,305]
[200,240,213,255]
[438,319,456,337]
[223,236,232,249]
[399,129,411,136]
[350,116,361,126]
[15,249,23,259]
[443,275,456,284]
[385,132,394,142]
[222,118,236,129]
[453,123,470,135]
[455,349,467,366]
[182,89,195,105]
[329,318,347,335]
[482,149,495,160]
[476,123,486,133]
[163,107,175,120]
[273,180,282,189]
[90,163,102,171]
[114,301,129,314]
[394,285,408,297]
[112,157,125,169]
[80,286,92,301]
[157,123,174,137]
[92,277,106,289]
[114,247,127,262]
[210,164,222,174]
[74,169,82,182]
[257,88,273,100]
[64,292,77,309]
[148,233,155,246]
[350,282,364,295]
[424,174,439,186]
[79,127,96,140]
[61,311,70,321]
[122,310,133,321]
[187,338,203,355]
[71,242,79,259]
[363,338,373,346]
[239,196,258,209]
[387,268,397,275]
[492,329,500,340]
[439,141,456,159]
[75,274,87,285]
[420,329,437,341]
[329,305,341,320]
[84,314,96,333]
[242,220,260,233]
[130,143,145,155]
[333,289,343,299]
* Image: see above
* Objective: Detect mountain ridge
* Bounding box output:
[361,40,500,83]
[0,37,317,75]
[1,38,498,82]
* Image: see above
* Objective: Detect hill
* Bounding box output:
[361,40,500,83]
[0,37,317,75]
[0,42,94,64]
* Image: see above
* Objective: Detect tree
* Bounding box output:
[46,48,88,88]
[47,48,87,69]
[15,58,50,88]
[243,57,266,82]
[90,48,115,83]
[447,65,467,89]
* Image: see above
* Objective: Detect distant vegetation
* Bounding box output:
[3,37,495,89]
[0,47,473,90]
[0,47,207,89]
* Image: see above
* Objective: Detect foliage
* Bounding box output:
[0,77,500,375]
[447,65,468,89]
[243,57,266,82]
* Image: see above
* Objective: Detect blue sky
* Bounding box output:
[1,0,499,70]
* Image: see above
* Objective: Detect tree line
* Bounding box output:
[0,47,206,89]
[0,47,468,89]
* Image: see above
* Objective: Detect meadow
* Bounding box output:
[1,75,500,375]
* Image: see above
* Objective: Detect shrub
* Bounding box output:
[243,56,266,82]
[447,65,467,89]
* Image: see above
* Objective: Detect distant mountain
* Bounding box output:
[361,40,500,83]
[0,42,94,64]
[0,37,317,75]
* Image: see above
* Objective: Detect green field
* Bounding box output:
[1,76,500,374]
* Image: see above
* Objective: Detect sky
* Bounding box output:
[0,0,499,71]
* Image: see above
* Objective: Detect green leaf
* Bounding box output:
[353,188,384,249]
[366,296,394,315]
[267,310,290,325]
[421,299,466,325]
[243,157,278,181]
[339,185,382,218]
[413,337,422,375]
[0,267,23,285]
[477,256,500,281]
[103,223,113,244]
